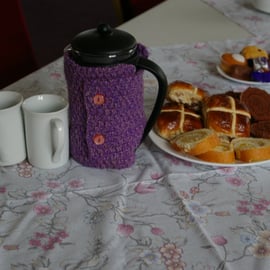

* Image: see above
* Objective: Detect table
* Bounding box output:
[118,0,252,45]
[2,1,270,269]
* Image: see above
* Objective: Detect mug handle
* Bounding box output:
[51,118,65,163]
[135,56,168,142]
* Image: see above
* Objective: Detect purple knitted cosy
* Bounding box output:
[64,45,149,169]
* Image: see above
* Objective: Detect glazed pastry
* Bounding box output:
[220,53,252,80]
[166,80,208,107]
[203,94,251,137]
[240,87,270,121]
[155,102,203,140]
[220,53,247,74]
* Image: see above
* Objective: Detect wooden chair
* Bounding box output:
[0,0,37,89]
[112,0,124,24]
[113,0,165,22]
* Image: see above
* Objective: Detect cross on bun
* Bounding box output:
[154,103,203,140]
[203,94,251,138]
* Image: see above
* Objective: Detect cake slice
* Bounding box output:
[232,137,270,162]
[170,128,219,156]
[197,135,235,163]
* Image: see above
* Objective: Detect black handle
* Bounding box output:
[135,56,168,142]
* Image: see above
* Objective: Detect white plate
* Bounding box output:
[149,130,270,167]
[216,65,270,85]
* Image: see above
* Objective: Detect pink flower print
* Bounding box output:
[159,243,186,270]
[56,230,69,239]
[225,177,244,186]
[194,42,206,49]
[49,235,62,244]
[165,259,186,270]
[160,243,183,260]
[181,160,192,167]
[190,186,200,194]
[35,232,47,238]
[151,173,163,180]
[258,231,270,245]
[31,190,48,201]
[18,160,32,169]
[250,209,263,216]
[198,82,216,90]
[238,200,249,206]
[258,198,270,206]
[151,227,164,236]
[217,167,237,175]
[0,186,6,193]
[17,161,33,178]
[178,190,189,200]
[117,224,134,237]
[244,15,262,24]
[29,230,68,251]
[237,199,269,216]
[29,238,42,247]
[165,154,181,165]
[18,169,32,178]
[42,241,55,251]
[186,60,198,65]
[134,182,155,194]
[68,178,84,189]
[237,205,250,214]
[251,243,270,258]
[253,203,267,211]
[50,72,61,79]
[212,235,228,246]
[46,180,61,189]
[33,204,52,216]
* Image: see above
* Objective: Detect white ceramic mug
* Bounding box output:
[253,0,270,13]
[0,91,26,166]
[22,94,69,169]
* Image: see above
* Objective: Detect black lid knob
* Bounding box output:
[97,23,112,36]
[71,23,137,66]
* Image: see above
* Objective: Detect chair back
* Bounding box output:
[0,0,37,89]
[116,0,165,22]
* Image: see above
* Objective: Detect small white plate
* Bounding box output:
[149,130,270,167]
[216,65,270,85]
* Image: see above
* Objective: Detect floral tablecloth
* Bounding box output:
[2,1,270,270]
[202,0,270,37]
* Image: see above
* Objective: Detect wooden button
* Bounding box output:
[93,94,105,105]
[93,134,105,145]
